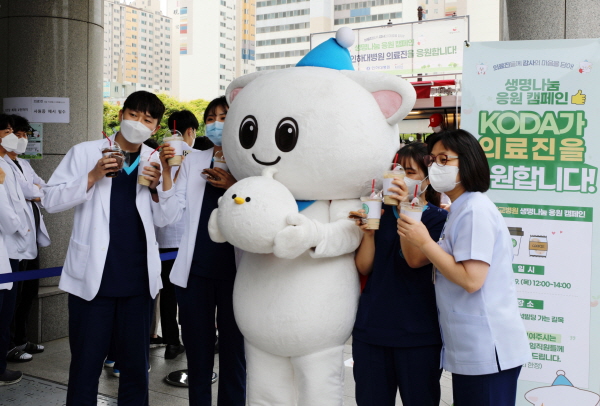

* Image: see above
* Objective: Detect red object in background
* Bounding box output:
[429,113,443,127]
[359,273,368,293]
[410,79,456,99]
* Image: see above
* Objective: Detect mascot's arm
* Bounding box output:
[310,199,362,259]
[208,208,227,243]
[273,199,362,259]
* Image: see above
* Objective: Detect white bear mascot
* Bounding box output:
[209,28,416,406]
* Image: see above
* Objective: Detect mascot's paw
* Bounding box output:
[273,213,320,259]
[208,209,227,243]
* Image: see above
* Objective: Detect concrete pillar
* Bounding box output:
[505,0,600,40]
[0,0,103,341]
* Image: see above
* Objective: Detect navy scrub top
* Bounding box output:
[353,203,448,348]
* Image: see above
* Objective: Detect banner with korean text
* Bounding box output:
[311,17,467,76]
[462,39,600,405]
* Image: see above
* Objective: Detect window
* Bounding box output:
[220,64,226,69]
[220,85,226,90]
[220,75,226,79]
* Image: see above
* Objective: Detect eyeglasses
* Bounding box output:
[424,154,459,167]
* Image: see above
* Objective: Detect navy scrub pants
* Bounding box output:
[352,338,442,406]
[0,260,19,375]
[452,366,522,406]
[176,274,246,406]
[66,293,153,406]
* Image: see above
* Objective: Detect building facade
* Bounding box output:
[103,0,174,102]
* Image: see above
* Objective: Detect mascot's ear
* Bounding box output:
[340,71,417,125]
[226,71,271,105]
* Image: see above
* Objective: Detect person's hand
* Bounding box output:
[34,183,41,189]
[440,203,451,211]
[159,143,175,172]
[388,177,409,205]
[143,162,162,189]
[349,209,383,237]
[203,168,236,189]
[397,213,433,248]
[28,197,42,203]
[88,155,119,186]
[0,167,5,184]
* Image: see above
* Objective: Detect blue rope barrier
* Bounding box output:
[0,250,179,284]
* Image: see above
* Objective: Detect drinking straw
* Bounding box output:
[102,131,112,146]
[371,179,375,195]
[412,184,419,207]
[392,153,398,169]
[149,145,162,158]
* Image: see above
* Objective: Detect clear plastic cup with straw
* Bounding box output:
[360,179,383,230]
[213,150,228,171]
[138,146,162,186]
[100,132,124,178]
[163,129,185,166]
[383,153,405,206]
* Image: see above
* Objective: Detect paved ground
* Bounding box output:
[1,336,454,405]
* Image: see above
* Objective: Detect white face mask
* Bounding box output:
[404,176,428,197]
[1,133,20,152]
[120,119,154,144]
[16,138,28,154]
[429,163,460,193]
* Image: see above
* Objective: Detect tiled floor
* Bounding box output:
[3,337,453,405]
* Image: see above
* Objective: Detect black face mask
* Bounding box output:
[193,136,214,151]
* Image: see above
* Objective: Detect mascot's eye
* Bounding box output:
[239,115,258,149]
[232,194,237,199]
[245,197,251,202]
[275,117,299,153]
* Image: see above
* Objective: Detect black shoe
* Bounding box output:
[164,344,185,359]
[0,369,23,386]
[164,369,217,387]
[150,335,165,348]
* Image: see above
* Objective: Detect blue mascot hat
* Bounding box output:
[551,370,573,387]
[296,27,355,71]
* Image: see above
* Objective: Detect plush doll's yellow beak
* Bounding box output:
[234,197,245,205]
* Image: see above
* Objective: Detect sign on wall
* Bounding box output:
[462,39,600,405]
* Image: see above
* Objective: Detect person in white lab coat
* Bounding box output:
[43,91,167,406]
[4,114,50,363]
[0,113,35,386]
[158,97,246,406]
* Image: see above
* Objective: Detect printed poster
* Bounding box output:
[311,17,467,76]
[22,123,43,160]
[462,39,600,405]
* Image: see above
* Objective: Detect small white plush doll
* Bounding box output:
[213,27,416,406]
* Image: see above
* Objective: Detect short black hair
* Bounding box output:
[168,110,199,133]
[11,114,31,133]
[0,114,14,131]
[203,96,229,124]
[426,129,490,193]
[397,142,441,207]
[123,91,166,123]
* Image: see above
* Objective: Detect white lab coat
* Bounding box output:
[3,156,51,248]
[0,158,36,260]
[0,185,15,290]
[43,135,166,301]
[156,148,213,288]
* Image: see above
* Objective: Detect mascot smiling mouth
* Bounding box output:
[252,154,281,166]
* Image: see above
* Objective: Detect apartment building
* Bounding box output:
[103,0,174,101]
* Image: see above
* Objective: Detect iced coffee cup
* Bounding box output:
[213,150,228,172]
[383,164,405,205]
[400,201,425,222]
[101,144,124,178]
[163,132,184,166]
[360,196,383,230]
[138,153,160,186]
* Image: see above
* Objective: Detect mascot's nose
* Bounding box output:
[234,197,246,205]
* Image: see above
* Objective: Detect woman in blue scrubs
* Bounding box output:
[398,129,530,406]
[352,142,448,406]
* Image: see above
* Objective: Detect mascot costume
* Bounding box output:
[208,27,416,405]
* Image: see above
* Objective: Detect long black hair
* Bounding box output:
[397,142,441,207]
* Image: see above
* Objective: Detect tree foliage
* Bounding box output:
[103,93,211,141]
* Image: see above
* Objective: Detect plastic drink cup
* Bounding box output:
[508,227,524,256]
[138,155,160,186]
[400,201,425,222]
[213,160,228,172]
[164,135,184,166]
[383,164,405,206]
[360,197,383,230]
[101,145,124,178]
